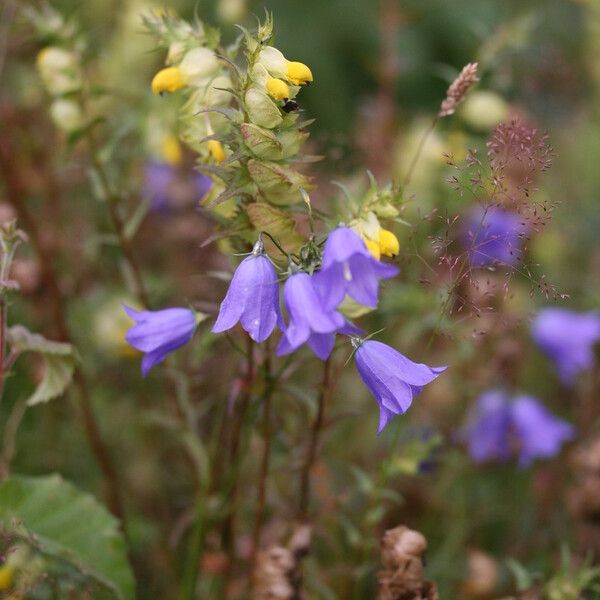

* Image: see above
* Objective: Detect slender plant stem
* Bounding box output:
[403,116,439,188]
[0,136,126,523]
[0,298,6,402]
[222,336,254,598]
[298,357,332,520]
[250,346,274,566]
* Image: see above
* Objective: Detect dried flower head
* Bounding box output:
[438,63,479,118]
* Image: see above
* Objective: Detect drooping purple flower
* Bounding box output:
[462,390,574,468]
[353,339,446,434]
[276,271,350,360]
[212,242,281,343]
[511,395,575,467]
[463,206,528,267]
[532,308,600,385]
[124,305,198,376]
[313,227,398,310]
[144,160,212,211]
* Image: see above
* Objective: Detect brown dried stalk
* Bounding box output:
[376,525,439,600]
[439,62,479,118]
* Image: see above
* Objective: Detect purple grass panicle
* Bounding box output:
[314,227,398,310]
[212,239,282,343]
[124,305,198,376]
[353,339,446,434]
[532,308,600,386]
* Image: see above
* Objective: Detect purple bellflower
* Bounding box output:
[463,206,528,267]
[212,240,281,343]
[532,308,600,385]
[463,390,574,468]
[314,227,398,310]
[276,271,356,360]
[124,305,198,376]
[144,160,212,211]
[353,339,446,434]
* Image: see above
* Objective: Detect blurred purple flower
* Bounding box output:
[276,271,350,360]
[124,305,197,376]
[212,242,281,343]
[532,308,600,385]
[144,160,212,211]
[463,206,528,267]
[463,390,574,467]
[353,339,446,434]
[314,227,398,310]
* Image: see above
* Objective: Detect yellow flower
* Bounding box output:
[208,140,226,162]
[286,61,313,86]
[152,67,185,94]
[0,564,13,591]
[378,229,399,257]
[161,134,183,166]
[365,238,381,260]
[266,77,290,101]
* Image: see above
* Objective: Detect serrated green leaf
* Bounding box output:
[0,474,134,599]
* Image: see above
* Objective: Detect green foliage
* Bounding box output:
[0,474,134,599]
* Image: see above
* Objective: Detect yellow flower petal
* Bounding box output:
[365,238,381,260]
[266,77,290,101]
[286,61,313,86]
[151,67,185,94]
[208,140,226,163]
[0,565,13,591]
[161,134,182,166]
[378,229,399,257]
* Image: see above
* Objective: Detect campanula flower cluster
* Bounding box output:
[462,390,574,467]
[532,308,600,385]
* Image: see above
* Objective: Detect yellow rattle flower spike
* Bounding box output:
[378,229,400,257]
[266,77,290,101]
[151,67,185,94]
[286,61,313,86]
[208,140,226,163]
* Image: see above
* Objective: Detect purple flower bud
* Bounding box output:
[462,390,574,468]
[276,271,349,360]
[212,250,281,343]
[354,340,446,434]
[532,308,600,385]
[463,206,528,267]
[124,305,197,376]
[313,227,398,310]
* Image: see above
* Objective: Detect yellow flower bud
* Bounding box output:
[378,229,399,257]
[0,564,14,590]
[365,239,381,260]
[208,140,226,162]
[286,61,313,86]
[151,67,185,94]
[266,77,290,101]
[161,134,182,166]
[49,98,83,132]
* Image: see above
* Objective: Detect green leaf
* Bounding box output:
[8,325,77,406]
[0,474,134,599]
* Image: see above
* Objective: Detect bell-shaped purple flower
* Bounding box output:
[144,160,212,212]
[463,206,528,267]
[276,271,349,360]
[353,340,446,434]
[462,390,574,468]
[313,227,398,310]
[532,308,600,385]
[212,243,281,343]
[124,305,198,376]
